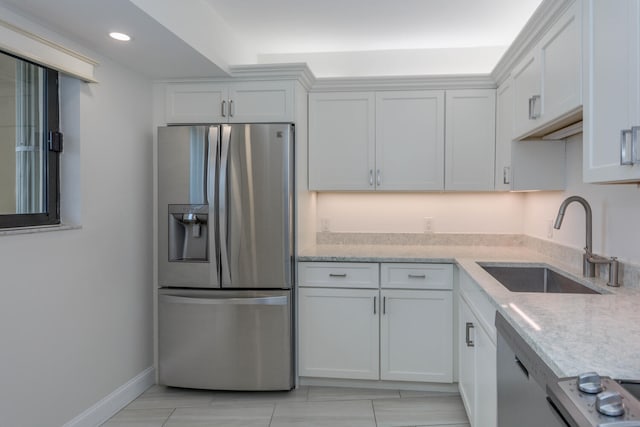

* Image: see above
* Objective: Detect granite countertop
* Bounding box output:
[299,244,640,380]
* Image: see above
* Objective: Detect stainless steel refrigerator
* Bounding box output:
[157,123,294,391]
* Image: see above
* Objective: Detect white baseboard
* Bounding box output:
[299,377,460,393]
[63,366,155,427]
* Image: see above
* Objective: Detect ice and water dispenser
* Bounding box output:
[168,204,208,262]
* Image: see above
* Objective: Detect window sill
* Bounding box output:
[0,223,82,236]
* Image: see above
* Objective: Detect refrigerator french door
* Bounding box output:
[157,123,294,391]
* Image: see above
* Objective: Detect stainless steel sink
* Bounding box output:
[480,264,602,294]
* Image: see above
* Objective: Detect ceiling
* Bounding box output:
[0,0,544,79]
[204,0,544,54]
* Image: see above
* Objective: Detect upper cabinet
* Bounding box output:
[165,81,295,124]
[512,0,582,140]
[308,92,376,190]
[495,77,566,191]
[309,90,445,191]
[445,89,496,191]
[376,91,445,190]
[309,89,498,192]
[583,0,640,183]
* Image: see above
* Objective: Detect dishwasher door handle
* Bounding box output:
[159,294,288,306]
[515,356,530,379]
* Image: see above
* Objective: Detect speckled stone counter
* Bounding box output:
[299,244,640,380]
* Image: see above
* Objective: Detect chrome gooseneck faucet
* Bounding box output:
[553,196,619,286]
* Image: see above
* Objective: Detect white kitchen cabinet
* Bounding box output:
[308,92,375,190]
[458,296,477,424]
[458,270,497,427]
[298,287,379,380]
[583,0,640,183]
[445,89,496,191]
[165,81,295,124]
[375,91,445,190]
[298,262,454,384]
[380,263,453,290]
[298,262,379,288]
[380,289,453,382]
[495,77,566,191]
[309,90,446,191]
[512,0,582,140]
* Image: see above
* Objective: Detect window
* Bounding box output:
[0,50,62,229]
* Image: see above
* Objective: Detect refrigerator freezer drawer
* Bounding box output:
[158,289,293,391]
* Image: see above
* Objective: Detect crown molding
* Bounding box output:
[229,62,316,90]
[310,74,496,92]
[491,0,576,86]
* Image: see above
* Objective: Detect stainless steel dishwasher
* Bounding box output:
[496,312,567,426]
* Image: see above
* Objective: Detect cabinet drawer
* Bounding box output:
[298,262,379,288]
[381,263,453,290]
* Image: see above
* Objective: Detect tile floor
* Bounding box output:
[102,385,470,427]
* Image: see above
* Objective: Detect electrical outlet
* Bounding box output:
[320,218,330,233]
[423,217,433,234]
[546,219,554,238]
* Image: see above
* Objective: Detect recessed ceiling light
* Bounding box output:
[109,32,131,42]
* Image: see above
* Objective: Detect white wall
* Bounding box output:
[316,192,525,234]
[0,10,154,427]
[259,47,507,78]
[524,134,640,265]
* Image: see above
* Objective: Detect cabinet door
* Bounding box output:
[539,0,582,124]
[475,323,497,427]
[228,81,294,123]
[583,0,640,183]
[458,297,476,426]
[309,92,375,190]
[496,78,566,191]
[375,91,445,190]
[165,83,227,124]
[512,52,541,139]
[495,79,514,191]
[298,288,379,380]
[445,89,496,191]
[380,290,452,382]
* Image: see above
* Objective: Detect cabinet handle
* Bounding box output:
[329,273,347,278]
[408,274,426,279]
[376,169,381,186]
[622,127,640,166]
[373,296,377,315]
[503,166,510,185]
[221,100,227,117]
[383,296,386,315]
[529,95,540,120]
[465,322,475,347]
[369,169,374,186]
[229,99,234,117]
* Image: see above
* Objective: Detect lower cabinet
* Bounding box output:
[298,262,453,383]
[380,289,453,382]
[458,272,497,427]
[298,287,379,379]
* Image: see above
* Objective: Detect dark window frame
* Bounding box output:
[0,55,61,229]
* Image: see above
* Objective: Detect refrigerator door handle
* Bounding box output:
[207,126,221,284]
[206,126,219,206]
[219,124,232,285]
[159,294,288,306]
